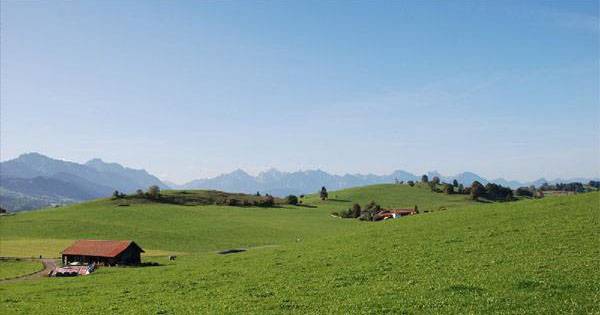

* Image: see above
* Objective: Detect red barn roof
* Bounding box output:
[62,240,144,258]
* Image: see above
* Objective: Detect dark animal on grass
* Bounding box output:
[169,256,177,261]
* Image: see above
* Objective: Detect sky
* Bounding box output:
[1,0,598,183]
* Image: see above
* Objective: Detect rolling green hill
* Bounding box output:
[0,185,598,314]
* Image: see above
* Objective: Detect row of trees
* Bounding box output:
[112,185,161,200]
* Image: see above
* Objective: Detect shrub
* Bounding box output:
[286,195,299,205]
[515,187,534,197]
[407,180,415,187]
[485,183,513,201]
[147,185,161,200]
[350,203,361,218]
[432,177,441,185]
[421,175,429,183]
[320,187,329,200]
[360,201,381,221]
[257,195,275,207]
[470,181,486,200]
[443,184,454,195]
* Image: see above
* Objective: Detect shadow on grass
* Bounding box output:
[218,249,247,255]
[296,204,317,208]
[327,199,352,203]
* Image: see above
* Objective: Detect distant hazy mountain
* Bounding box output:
[181,169,598,197]
[0,153,168,211]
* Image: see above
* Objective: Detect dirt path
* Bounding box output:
[0,258,58,283]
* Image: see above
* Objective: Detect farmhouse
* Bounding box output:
[61,240,144,266]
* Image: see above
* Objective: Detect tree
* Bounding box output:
[432,176,441,185]
[515,187,533,197]
[443,184,454,195]
[470,181,486,200]
[350,203,361,218]
[421,175,429,183]
[485,183,513,201]
[457,184,464,194]
[256,191,261,197]
[286,195,299,205]
[264,195,275,206]
[148,185,161,199]
[136,189,144,196]
[320,186,328,200]
[407,180,415,187]
[452,179,459,187]
[360,201,381,221]
[428,181,437,192]
[112,190,121,199]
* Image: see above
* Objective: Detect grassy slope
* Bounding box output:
[305,183,472,210]
[0,186,598,314]
[0,260,42,280]
[0,184,470,257]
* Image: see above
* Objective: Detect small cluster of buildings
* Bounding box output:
[373,208,417,221]
[51,239,144,277]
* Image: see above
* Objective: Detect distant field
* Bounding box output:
[1,184,468,257]
[0,185,598,313]
[0,260,42,280]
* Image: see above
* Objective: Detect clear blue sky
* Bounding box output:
[1,0,598,183]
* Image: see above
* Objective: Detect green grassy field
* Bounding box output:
[0,184,598,314]
[0,260,43,281]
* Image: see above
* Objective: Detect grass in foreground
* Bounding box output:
[0,187,598,314]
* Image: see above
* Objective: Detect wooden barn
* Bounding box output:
[61,240,144,266]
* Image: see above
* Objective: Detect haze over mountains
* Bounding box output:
[0,153,167,211]
[1,153,596,212]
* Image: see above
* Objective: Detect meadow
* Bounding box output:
[0,260,42,281]
[0,184,598,314]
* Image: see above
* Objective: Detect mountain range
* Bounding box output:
[176,169,597,197]
[1,152,597,212]
[0,153,167,211]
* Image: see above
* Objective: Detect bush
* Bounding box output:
[257,195,275,207]
[227,199,240,206]
[147,185,161,200]
[515,187,534,197]
[320,187,328,200]
[443,184,454,195]
[350,203,361,218]
[286,195,299,205]
[470,181,486,200]
[112,190,121,199]
[485,183,513,201]
[407,180,415,187]
[421,175,429,183]
[360,201,381,221]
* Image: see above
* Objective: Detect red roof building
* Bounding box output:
[61,240,144,266]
